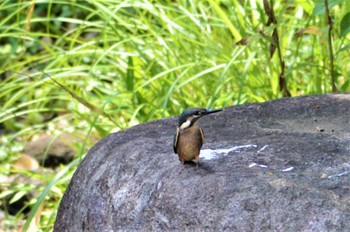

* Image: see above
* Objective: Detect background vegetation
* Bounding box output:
[0,0,349,231]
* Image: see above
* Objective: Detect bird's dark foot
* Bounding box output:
[194,161,199,170]
[179,160,200,170]
[177,160,185,173]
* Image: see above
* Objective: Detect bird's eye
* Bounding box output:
[194,111,200,115]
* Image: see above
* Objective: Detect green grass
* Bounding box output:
[0,0,349,231]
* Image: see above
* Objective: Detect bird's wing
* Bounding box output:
[199,127,205,146]
[173,127,180,154]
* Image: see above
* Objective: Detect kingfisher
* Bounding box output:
[173,108,222,169]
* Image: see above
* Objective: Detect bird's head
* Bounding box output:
[178,108,222,129]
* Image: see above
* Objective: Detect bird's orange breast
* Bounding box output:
[177,125,204,162]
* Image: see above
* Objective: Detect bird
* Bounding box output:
[173,108,222,169]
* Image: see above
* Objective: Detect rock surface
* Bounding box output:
[54,94,350,231]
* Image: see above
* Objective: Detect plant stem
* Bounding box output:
[324,0,336,92]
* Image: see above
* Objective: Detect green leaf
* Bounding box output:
[0,190,14,199]
[337,44,350,54]
[208,0,242,41]
[296,0,314,15]
[10,191,27,204]
[126,56,135,92]
[312,0,347,16]
[340,12,350,36]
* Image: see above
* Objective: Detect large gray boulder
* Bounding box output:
[54,94,350,231]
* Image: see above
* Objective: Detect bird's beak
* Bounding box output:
[203,108,223,115]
